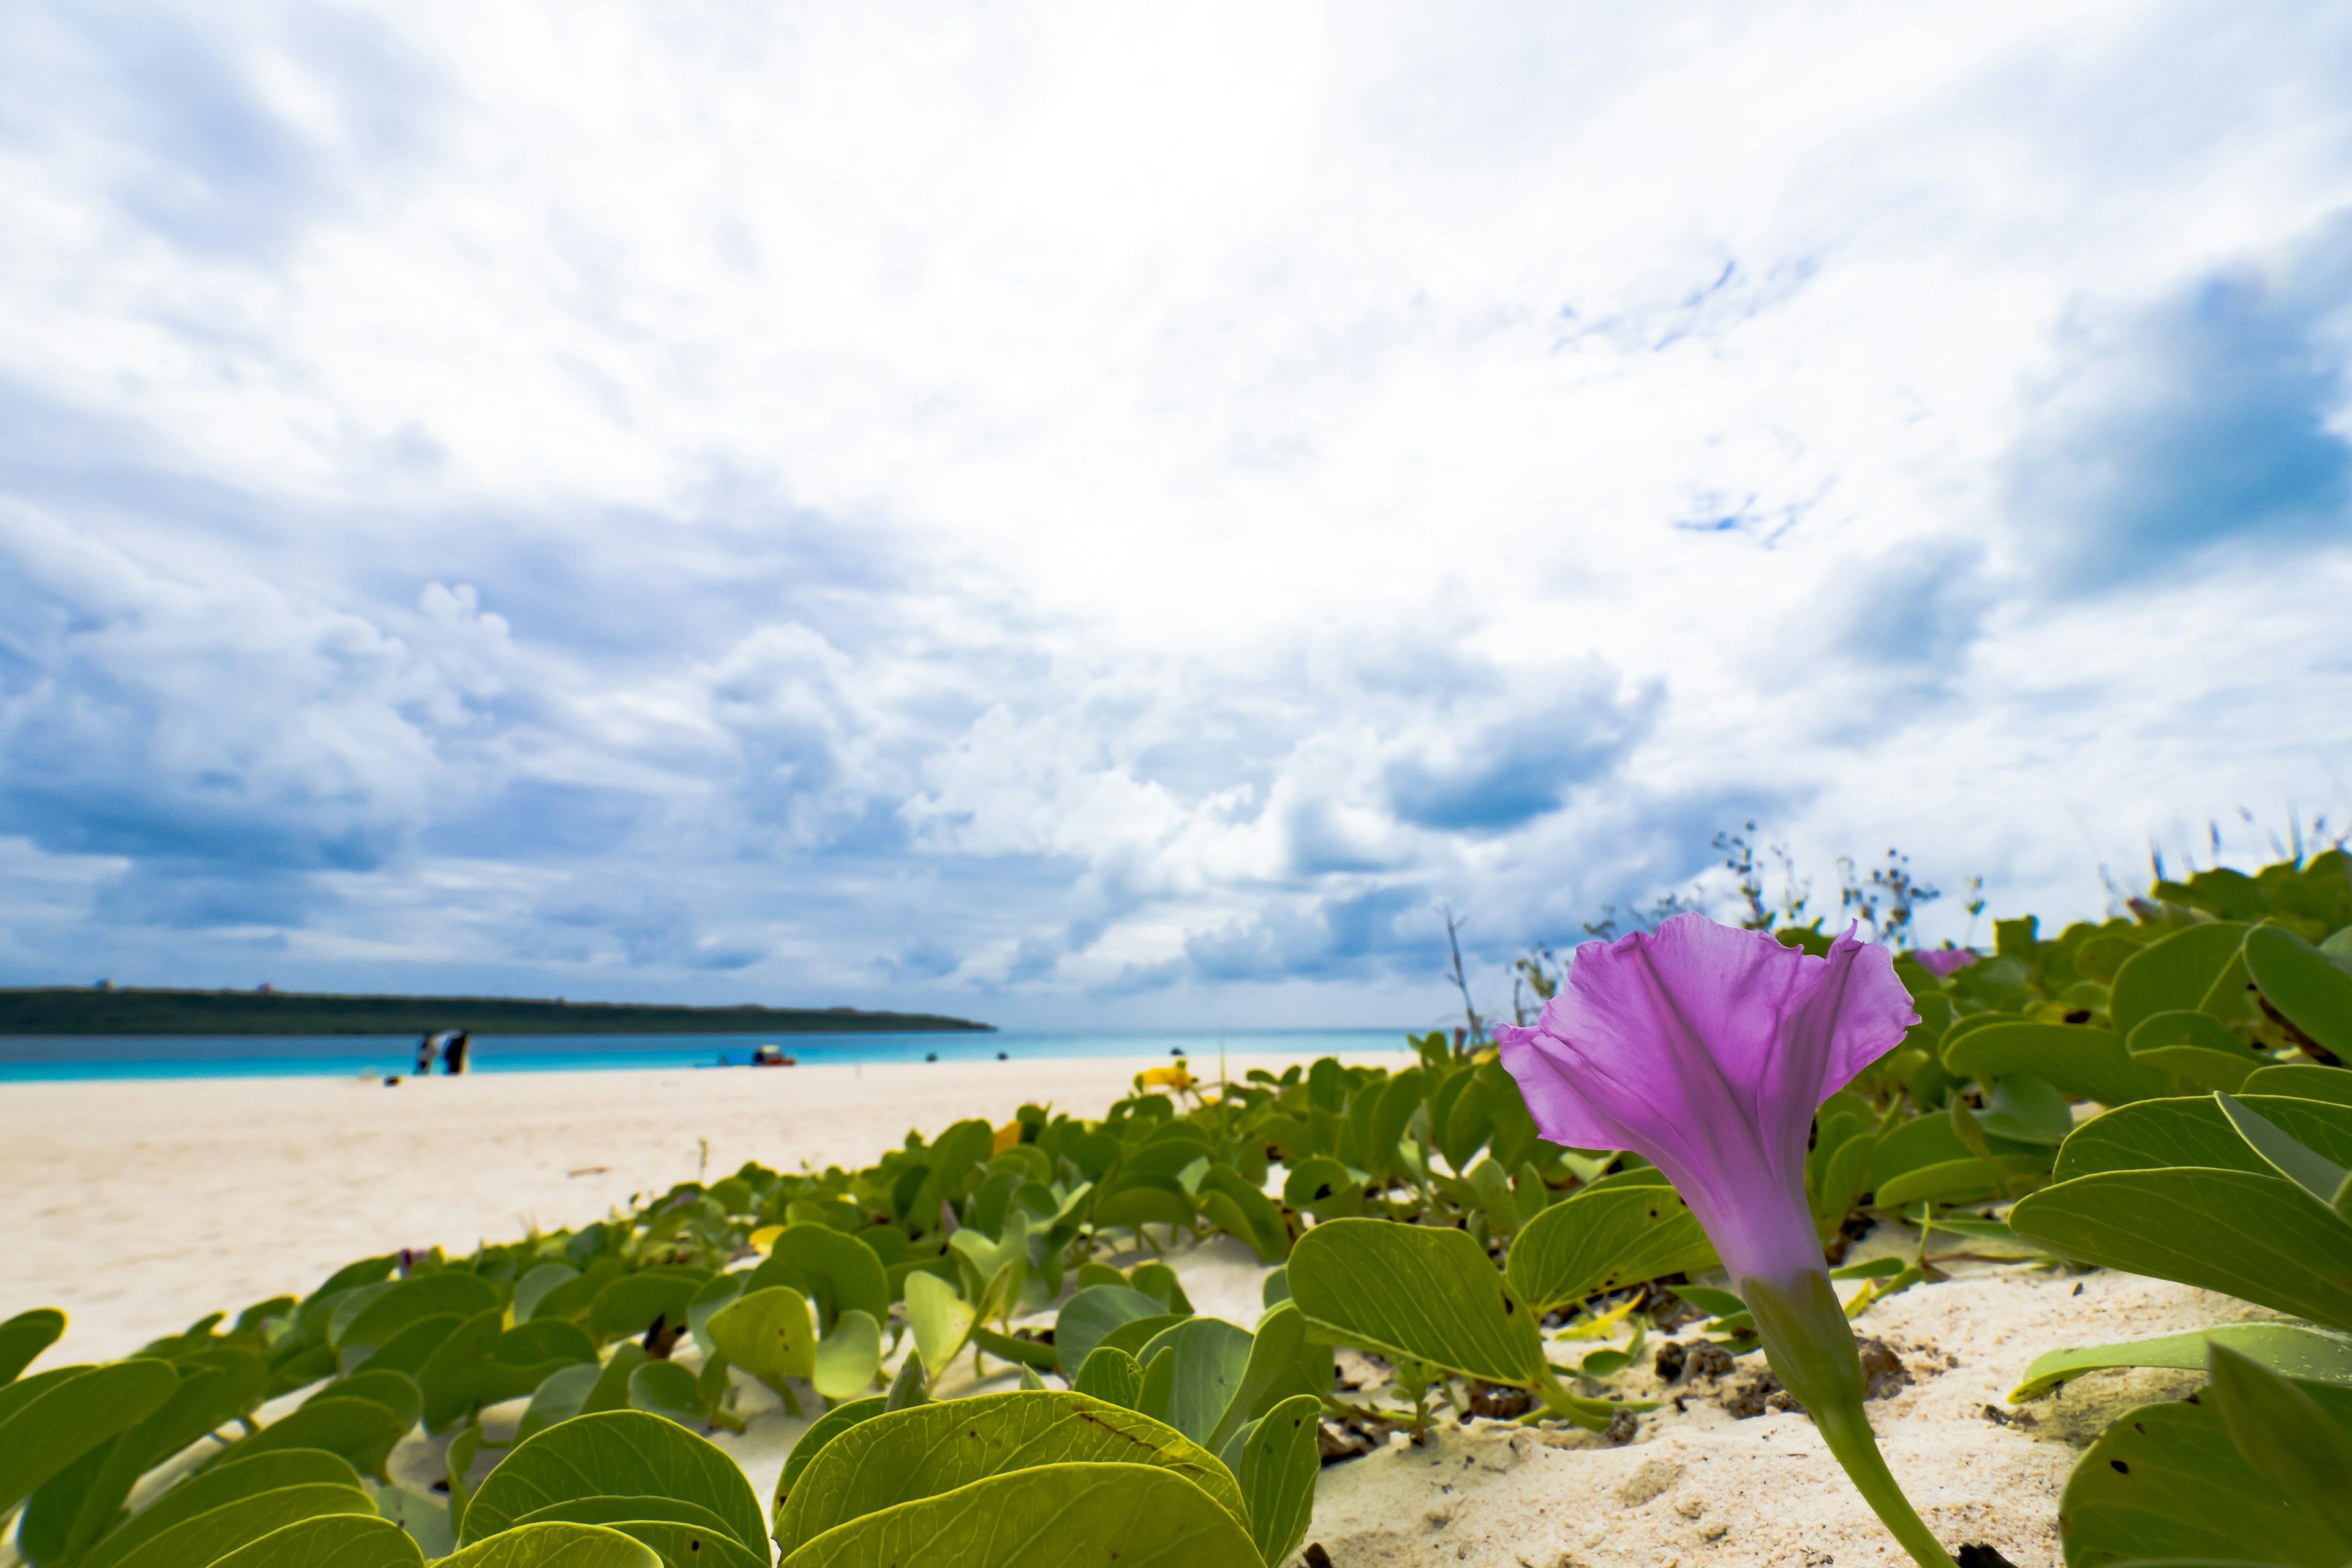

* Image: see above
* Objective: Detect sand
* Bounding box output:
[0,1054,1369,1361]
[0,1062,2251,1567]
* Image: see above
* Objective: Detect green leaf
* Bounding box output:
[2215,1092,2352,1214]
[1052,1285,1167,1378]
[34,1348,272,1561]
[514,1498,767,1568]
[1204,1303,1310,1455]
[511,1265,579,1324]
[213,1397,415,1479]
[766,1227,889,1333]
[1942,1021,2164,1106]
[625,1360,704,1428]
[1289,1218,1544,1386]
[776,1461,1263,1568]
[459,1410,767,1556]
[812,1310,883,1401]
[76,1452,362,1568]
[2244,1063,2352,1106]
[2054,1094,2352,1180]
[0,1359,178,1517]
[0,1310,65,1385]
[2010,1167,2352,1332]
[587,1271,707,1344]
[2059,1382,2352,1567]
[2113,922,2252,1040]
[332,1275,499,1359]
[1503,1175,1716,1313]
[1873,1152,2052,1209]
[1280,1157,1364,1221]
[2010,1322,2352,1401]
[773,1391,1246,1556]
[371,1480,455,1559]
[1196,1167,1291,1262]
[1074,1348,1144,1409]
[203,1512,426,1568]
[102,1485,377,1568]
[347,1314,463,1379]
[1129,1318,1254,1447]
[883,1351,929,1412]
[704,1287,816,1396]
[2209,1346,2352,1546]
[513,1364,600,1446]
[583,1344,647,1417]
[2127,1011,2268,1092]
[437,1521,662,1568]
[684,1275,744,1360]
[901,1272,973,1378]
[1236,1393,1320,1568]
[2248,925,2352,1060]
[771,1396,886,1521]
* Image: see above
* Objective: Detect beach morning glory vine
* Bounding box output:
[1494,913,1956,1568]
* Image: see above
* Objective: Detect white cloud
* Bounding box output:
[1,0,2350,1023]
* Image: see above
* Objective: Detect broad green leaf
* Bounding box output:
[1131,1318,1253,1447]
[1196,1167,1290,1262]
[438,1522,661,1568]
[1504,1177,1716,1312]
[1281,1157,1364,1221]
[371,1482,455,1559]
[2059,1383,2352,1567]
[1237,1393,1320,1568]
[1204,1303,1309,1455]
[0,1359,178,1517]
[514,1364,600,1446]
[767,1227,889,1332]
[37,1348,272,1561]
[333,1275,499,1357]
[777,1461,1264,1568]
[705,1287,816,1396]
[514,1498,767,1568]
[1942,1021,2163,1106]
[2248,925,2352,1061]
[2011,1322,2352,1401]
[347,1314,462,1378]
[2216,1093,2352,1213]
[2010,1168,2352,1332]
[902,1272,974,1378]
[0,1310,65,1385]
[213,1397,413,1479]
[1096,1314,1190,1363]
[413,1310,504,1432]
[2209,1346,2352,1545]
[2244,1064,2352,1106]
[203,1512,425,1568]
[812,1310,883,1400]
[1052,1285,1167,1378]
[625,1360,704,1428]
[512,1265,579,1324]
[588,1271,707,1344]
[313,1369,423,1428]
[969,1325,1058,1371]
[459,1410,767,1556]
[77,1452,363,1568]
[525,1261,624,1327]
[685,1275,745,1360]
[582,1343,646,1417]
[883,1351,929,1411]
[104,1485,376,1568]
[1872,1152,2051,1209]
[446,1423,484,1539]
[2128,1011,2268,1093]
[2112,922,2250,1041]
[1074,1348,1143,1409]
[1092,1174,1197,1231]
[772,1396,886,1519]
[1290,1218,1544,1386]
[775,1393,1245,1556]
[2054,1095,2352,1180]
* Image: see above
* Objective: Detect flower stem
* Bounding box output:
[1743,1270,1957,1568]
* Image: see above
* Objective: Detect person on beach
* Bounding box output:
[442,1031,470,1075]
[415,1034,437,1075]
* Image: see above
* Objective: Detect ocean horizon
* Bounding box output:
[0,1025,1423,1083]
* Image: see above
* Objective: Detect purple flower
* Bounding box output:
[1908,946,1976,978]
[1494,913,1918,1289]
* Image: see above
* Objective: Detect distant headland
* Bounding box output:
[0,985,993,1037]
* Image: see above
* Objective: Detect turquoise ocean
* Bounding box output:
[0,1027,1420,1082]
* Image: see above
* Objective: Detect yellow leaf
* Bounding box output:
[748,1224,785,1254]
[992,1121,1022,1154]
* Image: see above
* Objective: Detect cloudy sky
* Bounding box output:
[2,1,2349,1028]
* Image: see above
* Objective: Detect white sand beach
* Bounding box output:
[0,1059,2248,1568]
[0,1054,1363,1361]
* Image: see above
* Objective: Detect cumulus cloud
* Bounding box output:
[1,0,2350,1025]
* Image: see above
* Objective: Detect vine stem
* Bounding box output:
[1744,1270,1958,1568]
